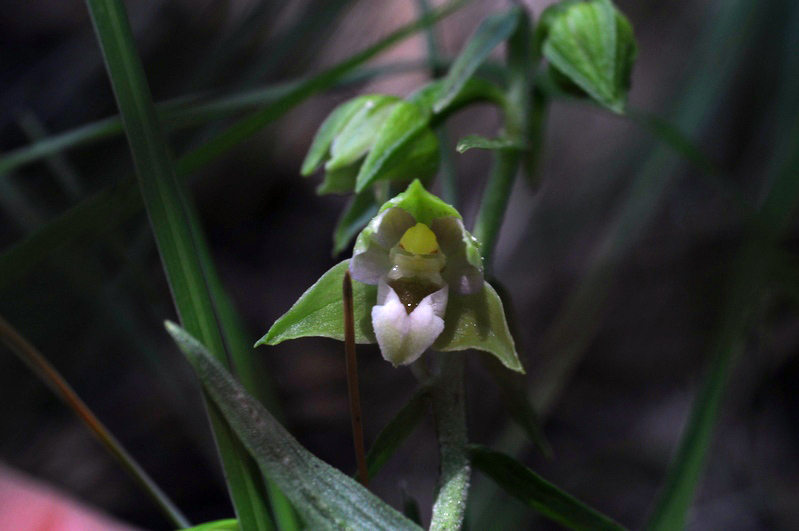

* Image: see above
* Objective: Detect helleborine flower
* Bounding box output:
[257,180,524,373]
[300,94,439,195]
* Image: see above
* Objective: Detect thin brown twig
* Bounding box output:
[343,270,368,487]
[0,314,190,528]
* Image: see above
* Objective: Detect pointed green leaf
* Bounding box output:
[333,192,380,255]
[470,445,626,530]
[433,281,523,373]
[257,260,377,346]
[366,385,431,479]
[542,0,637,113]
[372,127,440,185]
[355,101,432,192]
[456,134,526,153]
[301,96,373,176]
[328,95,400,171]
[166,322,421,531]
[432,7,523,113]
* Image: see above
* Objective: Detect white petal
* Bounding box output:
[372,207,415,248]
[371,284,448,366]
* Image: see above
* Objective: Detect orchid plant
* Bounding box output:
[3,0,663,529]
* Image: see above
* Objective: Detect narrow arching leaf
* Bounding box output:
[542,0,637,113]
[257,260,377,346]
[470,445,626,530]
[456,134,525,153]
[85,1,274,528]
[433,281,523,373]
[355,101,432,192]
[366,385,431,479]
[167,322,422,531]
[433,7,522,113]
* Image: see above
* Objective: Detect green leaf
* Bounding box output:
[85,1,274,529]
[166,322,422,531]
[366,385,431,479]
[182,519,240,531]
[301,96,373,176]
[432,7,523,113]
[333,191,380,255]
[257,260,377,346]
[470,445,626,530]
[328,95,400,171]
[542,0,637,113]
[355,101,432,192]
[456,134,525,153]
[433,281,523,373]
[371,127,440,185]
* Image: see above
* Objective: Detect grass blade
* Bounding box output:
[84,0,275,528]
[166,322,422,530]
[470,445,626,530]
[0,315,189,528]
[365,384,431,480]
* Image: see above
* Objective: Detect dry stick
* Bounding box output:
[343,270,369,487]
[0,315,190,529]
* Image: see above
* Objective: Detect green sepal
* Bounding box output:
[301,96,371,176]
[376,178,461,226]
[433,281,523,373]
[355,101,434,192]
[541,0,637,114]
[327,95,400,171]
[256,260,377,346]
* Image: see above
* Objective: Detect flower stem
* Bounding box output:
[473,8,532,267]
[343,270,369,487]
[430,353,470,530]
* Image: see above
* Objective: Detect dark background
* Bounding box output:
[1,0,798,529]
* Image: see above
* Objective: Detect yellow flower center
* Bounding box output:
[399,223,439,255]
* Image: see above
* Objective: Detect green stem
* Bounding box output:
[429,354,470,531]
[473,8,532,266]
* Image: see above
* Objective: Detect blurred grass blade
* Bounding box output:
[177,0,472,177]
[365,385,431,479]
[0,315,190,529]
[166,322,422,530]
[433,7,522,113]
[0,2,471,288]
[480,353,553,459]
[625,108,720,176]
[469,445,626,531]
[0,62,428,179]
[85,1,276,528]
[0,178,140,289]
